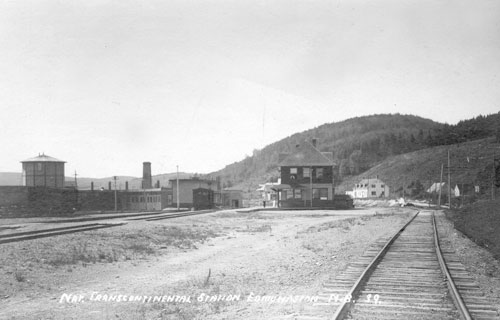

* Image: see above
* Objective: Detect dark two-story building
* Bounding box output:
[273,139,338,208]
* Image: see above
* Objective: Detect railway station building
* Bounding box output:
[272,139,338,208]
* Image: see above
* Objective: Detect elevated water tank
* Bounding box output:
[21,153,65,188]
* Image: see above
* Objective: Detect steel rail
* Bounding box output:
[330,210,420,320]
[0,223,100,239]
[1,209,216,244]
[0,223,125,244]
[144,210,216,221]
[432,213,473,320]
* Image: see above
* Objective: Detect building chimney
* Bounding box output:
[142,162,152,189]
[91,181,94,191]
[108,181,112,190]
[312,138,318,148]
[125,181,129,190]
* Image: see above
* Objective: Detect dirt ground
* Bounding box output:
[0,207,498,320]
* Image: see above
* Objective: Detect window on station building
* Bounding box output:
[371,191,376,196]
[313,188,328,200]
[315,168,323,179]
[294,189,302,199]
[372,184,376,188]
[284,189,293,199]
[303,168,311,178]
[290,168,297,174]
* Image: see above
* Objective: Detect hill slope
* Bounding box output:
[211,113,443,192]
[211,112,500,198]
[337,137,499,199]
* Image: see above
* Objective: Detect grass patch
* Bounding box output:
[446,199,500,259]
[128,272,235,320]
[14,269,26,282]
[236,224,272,233]
[302,217,362,233]
[1,225,221,270]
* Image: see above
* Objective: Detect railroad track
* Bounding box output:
[302,210,499,320]
[0,210,217,244]
[0,223,125,244]
[127,209,216,221]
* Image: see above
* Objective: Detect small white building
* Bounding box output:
[453,183,478,197]
[256,179,280,207]
[350,178,389,198]
[427,182,446,193]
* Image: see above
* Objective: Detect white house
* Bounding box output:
[349,178,389,198]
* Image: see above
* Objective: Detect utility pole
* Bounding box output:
[403,176,406,202]
[448,149,451,208]
[74,171,78,188]
[310,167,313,208]
[176,165,180,211]
[368,177,371,198]
[428,172,432,207]
[113,176,118,212]
[493,153,497,201]
[438,164,443,208]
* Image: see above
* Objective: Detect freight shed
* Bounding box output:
[169,178,216,208]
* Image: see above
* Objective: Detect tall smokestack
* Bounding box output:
[142,162,152,189]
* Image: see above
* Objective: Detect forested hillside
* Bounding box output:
[337,137,499,199]
[211,112,500,196]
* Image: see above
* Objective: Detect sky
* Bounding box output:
[1,0,499,178]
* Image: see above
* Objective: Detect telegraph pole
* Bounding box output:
[448,150,451,208]
[310,167,313,208]
[493,152,497,201]
[113,176,118,212]
[176,165,180,211]
[74,171,78,188]
[438,164,443,208]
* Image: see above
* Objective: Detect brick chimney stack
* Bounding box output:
[142,162,152,189]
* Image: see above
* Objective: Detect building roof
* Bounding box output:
[427,182,445,193]
[21,154,65,163]
[270,183,293,191]
[278,141,334,167]
[257,182,281,192]
[168,178,213,183]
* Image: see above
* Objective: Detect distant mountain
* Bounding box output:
[210,112,500,198]
[0,172,23,186]
[73,172,193,190]
[0,172,193,189]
